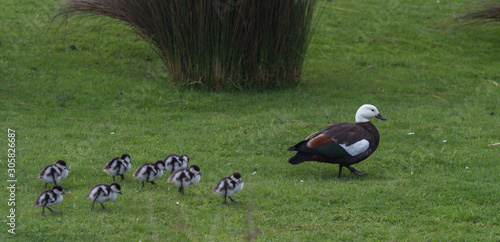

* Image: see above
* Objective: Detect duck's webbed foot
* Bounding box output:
[346,166,365,176]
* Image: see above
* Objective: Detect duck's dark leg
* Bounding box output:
[229,197,238,203]
[100,203,106,210]
[112,176,116,182]
[44,183,48,189]
[41,206,46,217]
[151,181,156,185]
[223,189,229,205]
[338,165,344,178]
[46,206,56,213]
[141,181,145,188]
[346,166,365,176]
[120,174,124,180]
[178,181,184,195]
[91,199,96,210]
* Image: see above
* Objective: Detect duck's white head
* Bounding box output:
[180,155,189,163]
[56,160,69,170]
[355,104,387,123]
[190,165,202,175]
[110,183,123,195]
[121,154,131,163]
[155,160,166,170]
[232,172,242,183]
[52,185,66,195]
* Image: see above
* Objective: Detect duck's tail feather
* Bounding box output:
[288,141,317,164]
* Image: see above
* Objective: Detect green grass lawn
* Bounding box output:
[1,0,500,240]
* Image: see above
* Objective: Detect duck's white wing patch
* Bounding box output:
[340,139,369,156]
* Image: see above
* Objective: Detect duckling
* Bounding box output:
[164,154,189,174]
[168,165,202,195]
[34,185,65,216]
[37,160,69,189]
[86,183,123,210]
[213,172,244,205]
[133,160,166,187]
[103,154,131,182]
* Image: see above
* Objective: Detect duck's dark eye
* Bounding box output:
[371,109,375,112]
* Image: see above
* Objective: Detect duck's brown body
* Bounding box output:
[288,105,386,177]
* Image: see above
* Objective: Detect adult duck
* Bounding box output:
[288,104,387,177]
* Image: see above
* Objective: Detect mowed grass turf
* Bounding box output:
[1,0,500,240]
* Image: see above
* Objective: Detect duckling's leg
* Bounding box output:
[178,182,184,195]
[223,189,229,205]
[91,199,97,210]
[229,197,238,203]
[141,181,145,188]
[120,174,124,180]
[41,206,46,217]
[346,166,365,176]
[151,181,156,185]
[44,183,48,189]
[100,203,106,210]
[46,206,57,213]
[112,176,116,182]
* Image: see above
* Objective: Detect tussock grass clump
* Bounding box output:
[57,0,320,90]
[451,1,500,25]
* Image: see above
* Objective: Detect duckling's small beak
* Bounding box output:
[375,114,387,120]
[62,191,66,195]
[239,179,242,183]
[118,191,123,195]
[65,166,70,170]
[199,172,203,175]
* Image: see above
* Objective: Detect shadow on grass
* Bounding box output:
[286,162,395,182]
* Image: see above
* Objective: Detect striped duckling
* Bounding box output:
[34,185,65,216]
[164,154,189,174]
[38,160,69,189]
[86,183,123,210]
[103,154,131,182]
[213,172,244,205]
[168,165,202,195]
[133,160,167,187]
[288,104,387,177]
